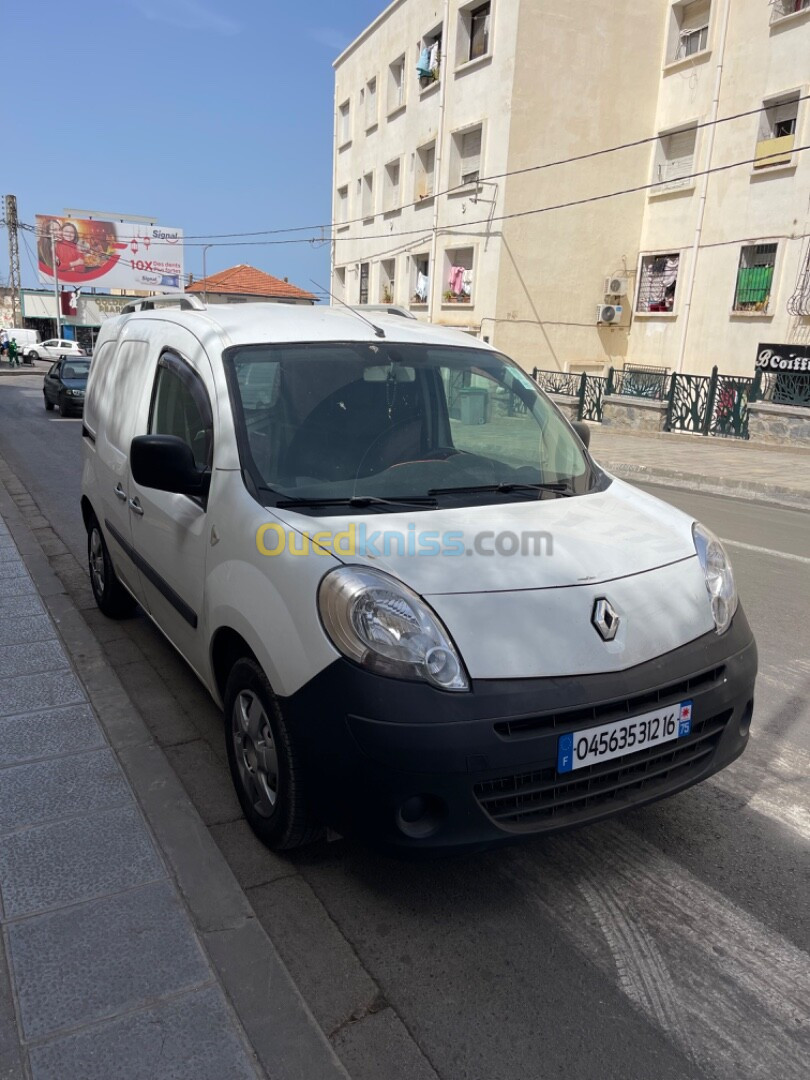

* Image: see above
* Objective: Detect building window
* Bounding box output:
[380,259,396,303]
[415,141,436,200]
[338,100,351,145]
[636,254,680,312]
[384,159,401,211]
[365,77,378,130]
[336,185,349,226]
[412,255,430,303]
[444,248,474,304]
[653,125,697,190]
[362,172,375,219]
[334,266,347,303]
[359,262,369,305]
[755,92,799,167]
[733,244,777,312]
[417,26,442,88]
[669,1,711,62]
[771,0,810,22]
[388,55,406,113]
[457,2,491,65]
[453,125,483,186]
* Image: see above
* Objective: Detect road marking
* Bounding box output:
[712,737,810,841]
[506,825,810,1080]
[721,538,810,566]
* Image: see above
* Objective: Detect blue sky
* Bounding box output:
[3,0,386,296]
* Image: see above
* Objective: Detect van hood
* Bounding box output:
[272,478,697,596]
[273,478,715,678]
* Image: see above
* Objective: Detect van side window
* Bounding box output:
[149,352,213,470]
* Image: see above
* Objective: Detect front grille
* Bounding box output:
[494,665,726,739]
[475,710,732,831]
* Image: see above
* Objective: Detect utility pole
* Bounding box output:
[4,195,22,327]
[50,231,62,338]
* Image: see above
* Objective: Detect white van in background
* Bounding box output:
[1,327,40,355]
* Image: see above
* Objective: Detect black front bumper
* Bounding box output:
[282,608,757,852]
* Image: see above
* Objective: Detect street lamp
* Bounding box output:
[202,244,213,304]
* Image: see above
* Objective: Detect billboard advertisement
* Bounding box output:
[36,215,184,292]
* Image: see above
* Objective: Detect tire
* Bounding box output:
[44,396,54,411]
[224,657,323,851]
[87,514,137,619]
[28,350,39,362]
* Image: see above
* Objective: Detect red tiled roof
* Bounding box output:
[187,264,316,301]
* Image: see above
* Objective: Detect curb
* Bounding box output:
[604,461,810,513]
[0,462,350,1080]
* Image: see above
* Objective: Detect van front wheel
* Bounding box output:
[224,658,322,851]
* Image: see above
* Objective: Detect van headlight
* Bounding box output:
[693,523,737,634]
[318,566,469,691]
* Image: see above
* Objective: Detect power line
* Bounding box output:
[172,94,810,241]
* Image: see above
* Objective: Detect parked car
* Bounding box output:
[26,338,85,362]
[43,356,90,415]
[80,298,757,854]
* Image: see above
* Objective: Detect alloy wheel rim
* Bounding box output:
[232,689,279,818]
[89,529,105,596]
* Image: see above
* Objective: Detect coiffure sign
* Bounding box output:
[756,343,810,372]
[36,215,184,293]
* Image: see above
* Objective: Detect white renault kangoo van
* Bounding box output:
[80,297,756,852]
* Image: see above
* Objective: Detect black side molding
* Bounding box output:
[104,518,198,629]
[82,425,96,443]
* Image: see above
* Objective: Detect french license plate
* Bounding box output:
[557,700,693,774]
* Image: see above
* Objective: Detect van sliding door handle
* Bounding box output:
[128,498,144,517]
[114,484,127,501]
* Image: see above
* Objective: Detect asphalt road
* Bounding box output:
[1,374,808,1080]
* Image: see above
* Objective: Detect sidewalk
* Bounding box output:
[0,494,348,1078]
[589,427,810,511]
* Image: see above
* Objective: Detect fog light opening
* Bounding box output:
[395,794,447,839]
[739,699,754,739]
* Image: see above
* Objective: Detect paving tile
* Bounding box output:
[0,670,85,718]
[7,880,211,1039]
[27,986,259,1080]
[331,1005,439,1080]
[0,596,44,620]
[0,924,24,1080]
[0,561,28,580]
[0,704,104,768]
[0,616,55,647]
[0,550,23,565]
[115,660,199,746]
[0,576,36,600]
[163,741,242,825]
[0,749,130,835]
[0,805,165,918]
[0,641,68,680]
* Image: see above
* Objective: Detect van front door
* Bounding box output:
[129,347,214,676]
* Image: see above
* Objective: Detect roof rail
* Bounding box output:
[121,295,206,314]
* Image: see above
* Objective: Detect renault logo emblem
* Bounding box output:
[592,598,620,642]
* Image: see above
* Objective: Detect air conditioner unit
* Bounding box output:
[604,275,628,297]
[596,304,623,325]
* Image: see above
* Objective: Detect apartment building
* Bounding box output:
[332,0,810,377]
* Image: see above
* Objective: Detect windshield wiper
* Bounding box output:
[428,482,574,498]
[274,493,438,511]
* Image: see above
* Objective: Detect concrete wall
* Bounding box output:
[491,1,666,374]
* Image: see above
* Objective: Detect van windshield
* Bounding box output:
[225,342,598,511]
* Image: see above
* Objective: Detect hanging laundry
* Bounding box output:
[416,272,429,301]
[426,40,439,73]
[449,265,465,295]
[416,46,432,77]
[461,268,473,297]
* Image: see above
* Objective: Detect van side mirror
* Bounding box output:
[571,421,591,449]
[130,435,210,498]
